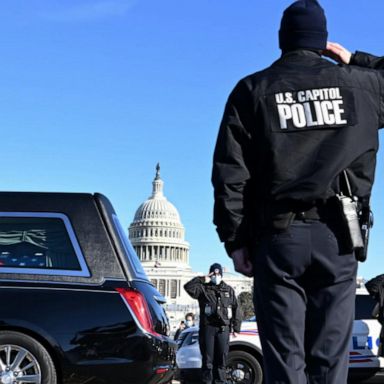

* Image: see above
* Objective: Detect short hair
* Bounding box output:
[185,312,195,320]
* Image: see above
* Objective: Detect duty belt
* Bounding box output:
[271,198,335,221]
[265,198,340,230]
[293,206,321,221]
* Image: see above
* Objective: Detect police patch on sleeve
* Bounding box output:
[268,87,356,132]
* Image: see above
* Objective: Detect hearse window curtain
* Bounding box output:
[0,229,48,248]
[0,222,70,252]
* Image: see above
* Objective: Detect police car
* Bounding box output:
[352,288,384,382]
[176,289,384,384]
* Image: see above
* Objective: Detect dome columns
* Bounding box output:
[133,244,189,264]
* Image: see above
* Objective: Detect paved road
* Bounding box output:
[360,372,384,383]
[171,373,384,383]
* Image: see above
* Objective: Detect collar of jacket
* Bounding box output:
[276,49,323,64]
[208,281,225,289]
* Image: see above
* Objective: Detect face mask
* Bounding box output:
[211,275,222,285]
[185,320,193,327]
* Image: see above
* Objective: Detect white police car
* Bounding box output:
[176,290,384,384]
[351,288,384,382]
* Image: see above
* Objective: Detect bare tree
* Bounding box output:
[237,291,254,320]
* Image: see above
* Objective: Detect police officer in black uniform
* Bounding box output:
[184,263,242,384]
[212,1,384,383]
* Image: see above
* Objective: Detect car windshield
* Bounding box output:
[176,331,188,347]
[181,330,199,347]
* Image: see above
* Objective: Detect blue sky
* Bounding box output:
[1,0,383,279]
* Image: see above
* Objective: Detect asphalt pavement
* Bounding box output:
[171,373,384,383]
[360,372,384,383]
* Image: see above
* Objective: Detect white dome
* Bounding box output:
[128,165,189,255]
[128,165,189,267]
[134,197,181,223]
[132,164,182,225]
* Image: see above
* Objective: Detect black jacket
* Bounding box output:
[212,50,384,253]
[184,276,242,332]
[365,273,384,356]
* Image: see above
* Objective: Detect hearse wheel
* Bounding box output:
[227,350,263,384]
[0,331,56,384]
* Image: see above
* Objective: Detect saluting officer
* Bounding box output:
[212,1,384,383]
[184,263,242,384]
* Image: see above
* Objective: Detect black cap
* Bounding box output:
[209,263,223,276]
[279,0,328,52]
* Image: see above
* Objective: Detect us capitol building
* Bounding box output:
[128,165,252,328]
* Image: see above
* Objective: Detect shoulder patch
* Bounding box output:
[268,87,356,132]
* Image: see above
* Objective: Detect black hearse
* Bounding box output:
[0,192,176,384]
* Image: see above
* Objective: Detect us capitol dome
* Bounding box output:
[129,163,190,268]
[128,164,252,329]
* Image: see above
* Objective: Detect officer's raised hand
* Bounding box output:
[204,272,214,283]
[231,247,253,277]
[324,41,352,64]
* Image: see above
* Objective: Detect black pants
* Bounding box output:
[252,220,357,384]
[199,324,229,384]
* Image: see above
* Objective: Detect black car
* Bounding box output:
[0,192,176,384]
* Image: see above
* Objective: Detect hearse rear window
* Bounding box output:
[112,214,147,280]
[0,212,89,277]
